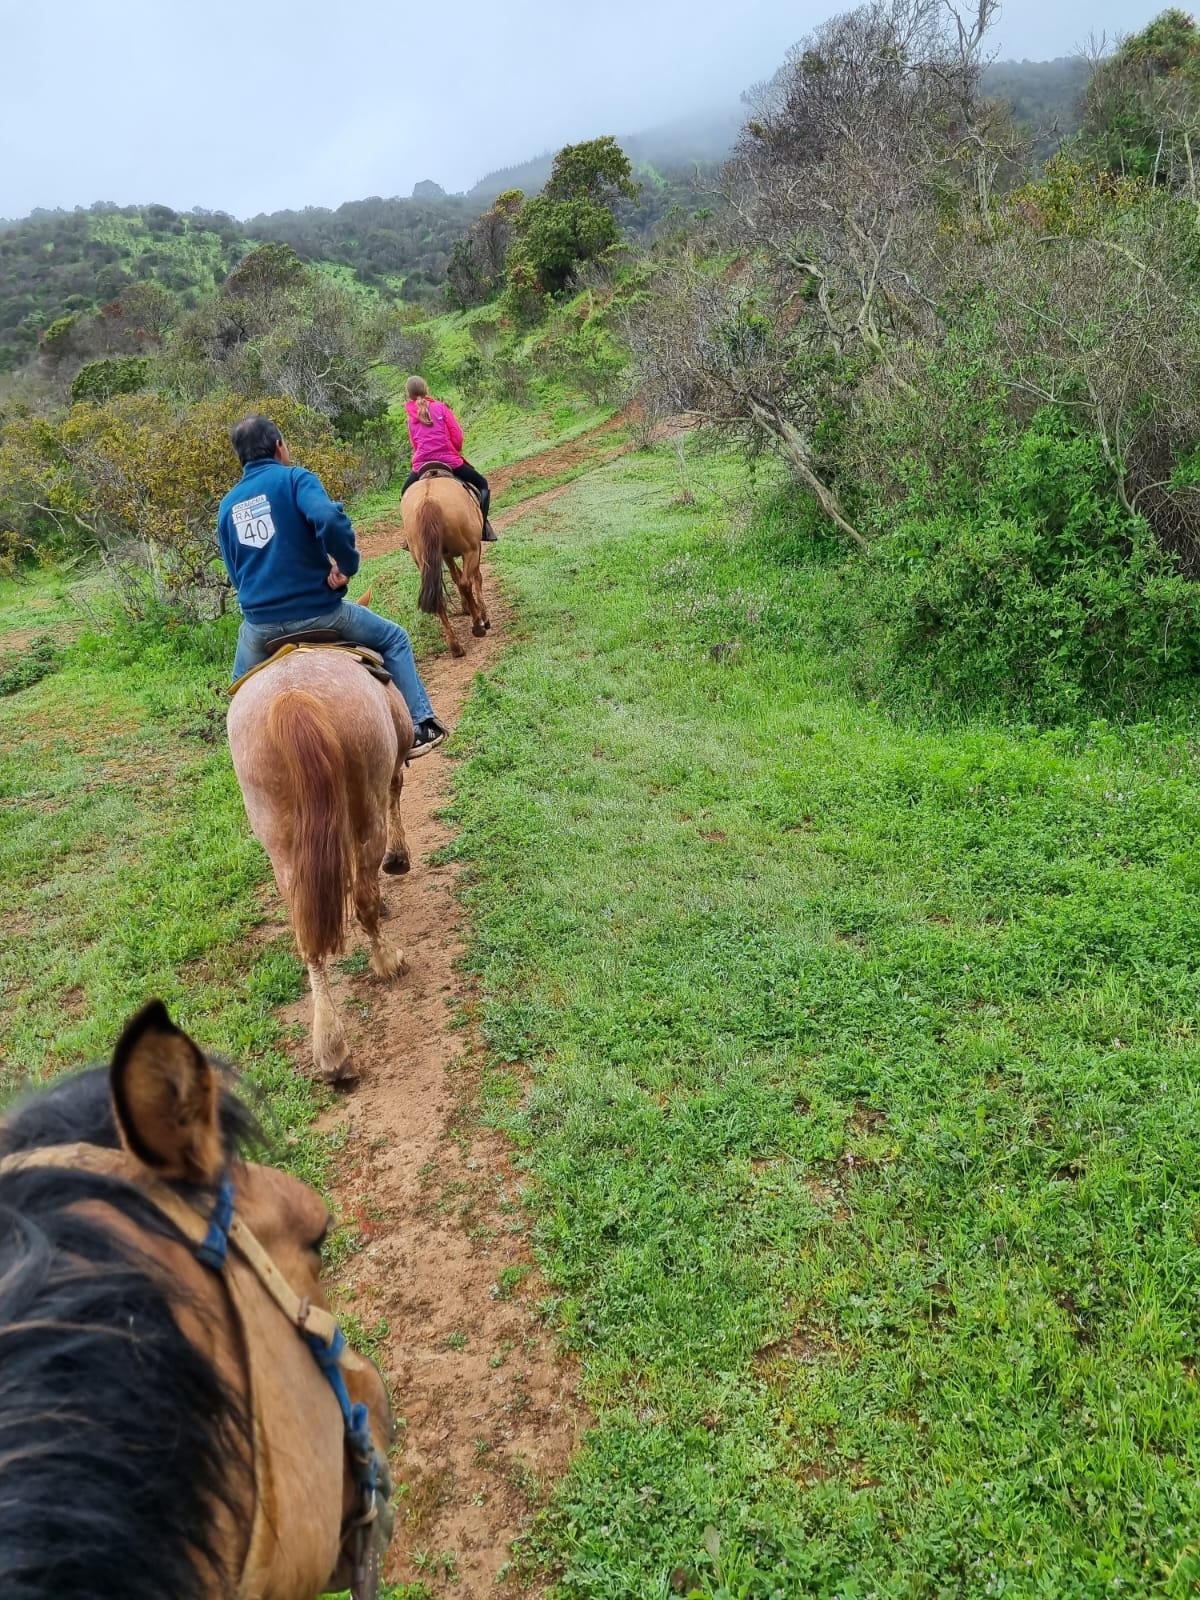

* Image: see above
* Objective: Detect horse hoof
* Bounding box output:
[371,945,409,980]
[484,619,492,631]
[472,622,487,637]
[382,850,411,875]
[316,1055,357,1088]
[451,643,466,658]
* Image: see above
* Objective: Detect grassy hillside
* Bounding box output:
[4,359,1200,1594]
[447,442,1200,1598]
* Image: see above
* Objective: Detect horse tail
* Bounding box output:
[415,493,446,615]
[264,689,352,962]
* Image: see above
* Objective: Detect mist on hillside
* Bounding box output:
[0,0,1168,219]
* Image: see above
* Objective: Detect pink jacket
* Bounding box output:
[406,398,465,472]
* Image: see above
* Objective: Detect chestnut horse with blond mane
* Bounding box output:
[227,648,413,1083]
[400,470,491,658]
[0,999,394,1598]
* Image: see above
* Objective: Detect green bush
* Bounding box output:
[553,316,627,403]
[70,357,151,404]
[866,418,1200,721]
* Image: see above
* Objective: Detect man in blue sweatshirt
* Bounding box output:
[217,415,447,756]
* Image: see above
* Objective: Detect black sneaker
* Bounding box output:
[408,716,448,759]
[482,519,499,543]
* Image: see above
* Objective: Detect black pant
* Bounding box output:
[403,461,490,524]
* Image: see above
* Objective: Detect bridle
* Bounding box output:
[0,1141,393,1600]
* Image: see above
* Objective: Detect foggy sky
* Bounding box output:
[0,0,1169,220]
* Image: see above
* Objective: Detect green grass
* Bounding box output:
[8,405,1200,1596]
[0,607,332,1184]
[462,398,616,475]
[0,564,107,643]
[439,445,1200,1597]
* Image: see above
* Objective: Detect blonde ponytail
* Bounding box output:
[406,374,432,425]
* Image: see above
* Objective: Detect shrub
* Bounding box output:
[70,357,151,404]
[0,391,366,615]
[866,418,1200,721]
[553,316,627,404]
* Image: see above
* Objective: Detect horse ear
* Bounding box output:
[110,1001,223,1184]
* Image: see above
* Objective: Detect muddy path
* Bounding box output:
[293,515,583,1594]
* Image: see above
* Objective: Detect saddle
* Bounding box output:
[227,634,391,699]
[416,461,483,509]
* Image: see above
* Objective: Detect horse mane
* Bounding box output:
[0,1066,257,1599]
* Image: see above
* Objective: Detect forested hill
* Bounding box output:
[0,56,1087,372]
[0,195,484,371]
[983,55,1090,153]
[0,206,244,371]
[468,61,1088,199]
[242,195,478,301]
[467,106,747,200]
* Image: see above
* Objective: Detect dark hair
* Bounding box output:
[0,1067,256,1599]
[230,414,283,465]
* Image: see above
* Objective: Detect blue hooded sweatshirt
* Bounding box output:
[217,459,361,626]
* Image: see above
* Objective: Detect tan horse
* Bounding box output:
[227,648,413,1083]
[0,999,394,1598]
[400,470,491,657]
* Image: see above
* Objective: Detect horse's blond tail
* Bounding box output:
[264,689,352,962]
[415,494,446,615]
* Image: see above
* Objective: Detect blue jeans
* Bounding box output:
[232,600,434,723]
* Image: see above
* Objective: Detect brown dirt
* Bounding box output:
[1,626,61,652]
[277,415,691,1589]
[359,413,631,559]
[487,414,628,501]
[287,537,584,1595]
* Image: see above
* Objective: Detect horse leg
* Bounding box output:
[463,546,490,636]
[447,555,471,617]
[382,763,410,875]
[307,958,354,1084]
[436,598,464,658]
[355,840,408,980]
[268,852,351,1082]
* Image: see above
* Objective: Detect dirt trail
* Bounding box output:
[360,411,630,559]
[283,414,687,1589]
[293,514,582,1595]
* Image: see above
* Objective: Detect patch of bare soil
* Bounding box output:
[360,413,631,559]
[486,414,628,502]
[290,543,584,1594]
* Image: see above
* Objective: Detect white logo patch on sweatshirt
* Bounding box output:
[231,494,277,548]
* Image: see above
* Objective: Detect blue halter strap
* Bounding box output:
[304,1323,380,1504]
[196,1176,236,1269]
[195,1174,382,1522]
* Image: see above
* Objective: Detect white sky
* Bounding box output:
[0,0,1169,219]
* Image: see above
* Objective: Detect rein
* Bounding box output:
[0,1141,391,1600]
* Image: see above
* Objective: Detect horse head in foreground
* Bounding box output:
[0,1000,394,1600]
[400,467,491,658]
[228,646,414,1083]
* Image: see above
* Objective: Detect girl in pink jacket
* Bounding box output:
[402,376,497,540]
